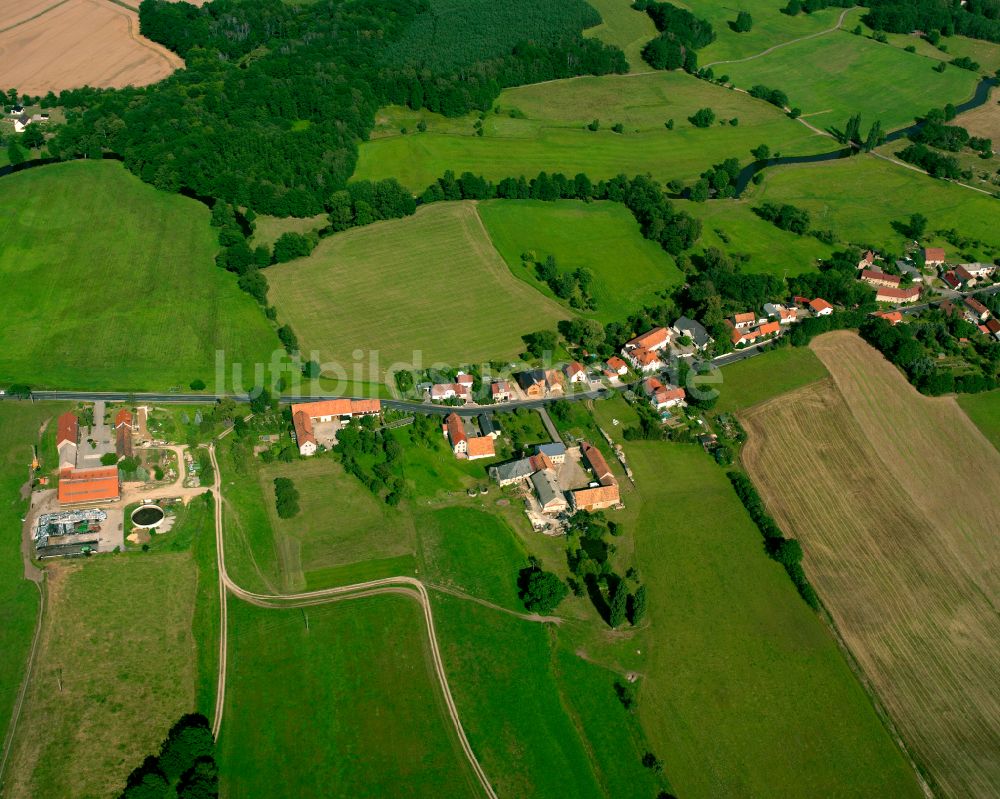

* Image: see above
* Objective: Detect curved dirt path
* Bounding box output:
[705,7,853,68]
[205,445,502,799]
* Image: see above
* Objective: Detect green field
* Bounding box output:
[251,212,327,249]
[219,594,482,799]
[698,0,851,65]
[754,156,1000,260]
[0,404,61,764]
[266,202,569,382]
[583,0,657,71]
[714,345,829,413]
[678,198,834,276]
[356,72,825,191]
[724,29,981,131]
[479,199,683,321]
[0,161,281,391]
[4,554,199,799]
[957,389,1000,452]
[624,442,922,798]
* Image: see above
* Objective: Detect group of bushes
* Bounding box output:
[688,157,742,200]
[118,714,217,799]
[527,253,595,310]
[865,0,1000,45]
[752,202,811,235]
[748,84,790,110]
[635,0,714,72]
[273,477,300,519]
[335,417,406,506]
[728,473,819,609]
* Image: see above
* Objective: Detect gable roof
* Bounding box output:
[516,370,546,390]
[290,399,381,418]
[923,247,946,261]
[57,412,78,446]
[874,310,903,325]
[876,286,921,301]
[733,312,756,324]
[606,356,627,371]
[581,441,613,484]
[536,442,567,457]
[941,271,961,290]
[466,436,495,459]
[114,408,133,428]
[565,361,585,377]
[292,410,316,446]
[809,298,832,312]
[964,296,989,314]
[758,321,781,336]
[672,316,710,346]
[572,483,620,508]
[531,469,565,508]
[625,327,670,351]
[490,381,512,396]
[860,269,900,286]
[478,414,498,436]
[529,452,557,472]
[490,458,534,482]
[627,346,662,367]
[445,412,467,446]
[57,467,120,505]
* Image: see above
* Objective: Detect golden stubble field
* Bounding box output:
[741,331,1000,799]
[0,0,182,96]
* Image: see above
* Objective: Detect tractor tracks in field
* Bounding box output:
[206,444,529,799]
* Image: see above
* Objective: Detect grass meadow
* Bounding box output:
[0,161,280,391]
[714,345,829,413]
[0,403,65,763]
[356,72,825,191]
[251,212,327,249]
[957,389,1000,452]
[724,29,981,130]
[754,156,1000,260]
[677,198,834,276]
[4,554,199,799]
[697,0,850,65]
[623,442,923,799]
[742,332,1000,798]
[266,202,569,382]
[478,199,683,322]
[583,0,657,72]
[218,594,483,799]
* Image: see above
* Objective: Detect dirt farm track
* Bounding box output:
[0,0,182,96]
[741,331,1000,799]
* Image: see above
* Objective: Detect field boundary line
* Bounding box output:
[207,446,499,799]
[95,0,183,71]
[0,0,73,34]
[704,7,852,68]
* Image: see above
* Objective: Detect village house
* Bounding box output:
[431,382,472,402]
[896,260,923,283]
[857,249,876,269]
[671,316,712,350]
[941,270,962,291]
[964,296,990,323]
[624,326,672,353]
[763,303,799,324]
[488,457,534,486]
[642,377,685,411]
[809,298,833,316]
[58,466,121,506]
[57,412,79,472]
[959,262,996,279]
[859,269,901,289]
[490,381,512,403]
[923,247,946,266]
[604,356,629,381]
[531,469,568,515]
[728,323,759,347]
[114,409,135,431]
[731,312,757,330]
[623,345,664,373]
[570,442,621,512]
[564,361,587,384]
[529,451,557,473]
[443,412,468,455]
[580,441,614,485]
[874,310,904,325]
[875,286,921,305]
[291,399,382,456]
[13,114,30,133]
[985,318,1000,341]
[757,320,781,338]
[515,369,563,398]
[535,442,567,464]
[466,435,496,461]
[954,265,978,289]
[478,414,500,439]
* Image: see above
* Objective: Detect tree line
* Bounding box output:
[118,714,217,799]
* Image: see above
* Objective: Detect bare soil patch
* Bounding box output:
[741,331,1000,799]
[0,0,182,95]
[956,99,1000,148]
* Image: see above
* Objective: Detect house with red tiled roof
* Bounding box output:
[727,321,759,347]
[642,377,685,411]
[941,271,961,290]
[570,483,620,512]
[859,269,900,289]
[490,381,512,403]
[757,320,781,337]
[57,412,79,471]
[731,312,757,329]
[809,298,833,316]
[964,296,990,323]
[431,382,472,402]
[291,399,382,455]
[564,361,587,384]
[624,326,671,353]
[466,435,496,461]
[604,356,628,379]
[623,345,664,373]
[954,265,978,289]
[986,318,1000,341]
[874,310,904,325]
[763,303,798,324]
[923,247,946,266]
[58,467,120,506]
[858,250,875,269]
[444,413,468,455]
[581,441,614,485]
[875,286,921,304]
[114,409,134,430]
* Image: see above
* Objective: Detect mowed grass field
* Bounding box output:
[266,202,569,382]
[583,0,657,71]
[724,29,981,130]
[0,161,280,390]
[218,594,483,799]
[478,199,683,322]
[741,332,1000,799]
[714,345,829,413]
[754,156,1000,260]
[355,72,825,191]
[5,554,199,799]
[957,389,1000,451]
[623,442,922,798]
[677,198,834,276]
[0,403,65,761]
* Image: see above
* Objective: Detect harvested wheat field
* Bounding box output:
[741,331,1000,799]
[0,0,181,96]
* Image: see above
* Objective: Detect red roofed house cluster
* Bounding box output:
[621,327,671,373]
[443,412,495,461]
[642,377,685,411]
[725,312,783,347]
[291,399,382,456]
[571,441,620,512]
